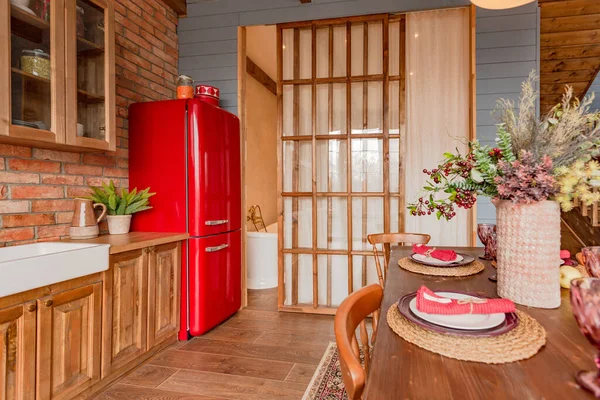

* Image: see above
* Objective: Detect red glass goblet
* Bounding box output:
[477,223,496,260]
[583,247,600,278]
[570,278,600,397]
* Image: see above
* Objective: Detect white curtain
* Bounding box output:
[404,8,471,246]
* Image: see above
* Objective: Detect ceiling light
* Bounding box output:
[470,0,534,9]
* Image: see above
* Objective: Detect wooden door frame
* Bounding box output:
[237,26,248,308]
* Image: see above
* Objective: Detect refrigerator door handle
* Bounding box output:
[205,244,229,252]
[205,219,229,226]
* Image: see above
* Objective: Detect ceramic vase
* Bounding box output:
[495,200,561,309]
[106,215,132,235]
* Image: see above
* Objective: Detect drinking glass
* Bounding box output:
[570,278,600,397]
[477,224,496,260]
[583,247,600,278]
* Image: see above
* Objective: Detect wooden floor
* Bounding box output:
[93,289,335,399]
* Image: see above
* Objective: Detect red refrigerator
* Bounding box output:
[128,98,241,340]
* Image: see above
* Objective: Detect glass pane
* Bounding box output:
[351,197,384,251]
[351,138,383,192]
[389,138,400,193]
[350,24,363,76]
[283,254,313,305]
[10,0,53,130]
[282,29,294,80]
[390,80,401,135]
[367,22,383,75]
[351,82,382,134]
[316,140,347,192]
[283,197,312,249]
[282,85,312,136]
[352,255,380,291]
[77,0,106,141]
[389,20,400,76]
[283,141,312,192]
[317,197,348,250]
[332,25,347,77]
[316,83,346,135]
[299,28,312,79]
[317,255,348,307]
[316,27,328,79]
[391,197,400,232]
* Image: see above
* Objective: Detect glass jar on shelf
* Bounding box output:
[176,75,194,99]
[20,49,51,79]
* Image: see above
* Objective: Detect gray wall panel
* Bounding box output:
[180,0,541,226]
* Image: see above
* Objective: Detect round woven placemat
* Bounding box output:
[398,257,485,277]
[387,305,546,364]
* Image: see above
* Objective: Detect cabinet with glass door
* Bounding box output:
[0,0,115,152]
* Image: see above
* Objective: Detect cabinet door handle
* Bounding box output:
[205,244,228,253]
[27,304,36,312]
[44,300,53,307]
[205,219,228,226]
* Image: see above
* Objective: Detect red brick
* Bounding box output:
[116,11,140,35]
[12,185,64,199]
[139,48,165,69]
[0,144,32,158]
[86,177,113,187]
[116,54,139,74]
[56,211,74,224]
[0,227,34,243]
[41,174,84,185]
[31,199,73,212]
[0,171,39,184]
[64,164,103,175]
[123,48,152,71]
[82,154,116,167]
[0,200,29,213]
[0,157,4,170]
[3,213,55,228]
[115,33,139,54]
[140,68,164,86]
[33,149,80,163]
[37,224,70,239]
[153,9,176,32]
[0,185,7,199]
[140,29,165,50]
[66,187,92,198]
[165,44,178,60]
[117,158,129,169]
[124,28,153,52]
[103,167,128,178]
[8,158,60,173]
[153,29,177,50]
[115,148,129,158]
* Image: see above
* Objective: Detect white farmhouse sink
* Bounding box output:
[0,242,110,297]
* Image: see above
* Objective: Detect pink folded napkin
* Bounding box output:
[412,244,457,262]
[416,286,516,315]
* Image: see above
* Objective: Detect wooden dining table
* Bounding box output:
[364,246,596,399]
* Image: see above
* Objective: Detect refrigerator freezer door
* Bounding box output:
[129,99,188,233]
[188,230,241,336]
[187,99,241,237]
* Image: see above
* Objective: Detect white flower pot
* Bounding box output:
[107,215,132,235]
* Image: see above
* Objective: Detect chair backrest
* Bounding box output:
[334,284,383,400]
[367,233,431,286]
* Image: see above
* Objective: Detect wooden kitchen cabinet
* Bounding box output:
[36,283,102,400]
[101,249,147,378]
[147,242,180,350]
[0,301,36,400]
[0,0,115,152]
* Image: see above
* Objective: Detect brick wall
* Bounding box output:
[0,0,179,246]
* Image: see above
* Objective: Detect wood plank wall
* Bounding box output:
[178,0,540,226]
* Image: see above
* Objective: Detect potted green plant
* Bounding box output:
[88,180,155,235]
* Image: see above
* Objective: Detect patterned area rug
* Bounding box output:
[302,342,348,400]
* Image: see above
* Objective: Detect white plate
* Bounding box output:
[409,292,506,331]
[411,253,463,266]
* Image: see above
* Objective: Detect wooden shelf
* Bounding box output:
[77,36,104,56]
[12,68,105,104]
[10,4,49,43]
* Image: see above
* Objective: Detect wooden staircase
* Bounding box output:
[539,0,600,113]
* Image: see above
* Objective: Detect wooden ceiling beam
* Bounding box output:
[161,0,187,16]
[300,0,312,3]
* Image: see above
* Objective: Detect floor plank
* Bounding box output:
[223,316,334,336]
[158,370,307,400]
[285,364,318,385]
[253,332,335,348]
[119,365,179,388]
[180,338,326,364]
[149,349,294,380]
[201,325,264,343]
[93,383,226,400]
[245,288,278,310]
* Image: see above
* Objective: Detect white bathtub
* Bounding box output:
[247,223,278,289]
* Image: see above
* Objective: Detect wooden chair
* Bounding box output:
[334,284,383,400]
[367,233,431,286]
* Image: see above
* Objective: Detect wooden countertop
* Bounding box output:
[63,232,188,254]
